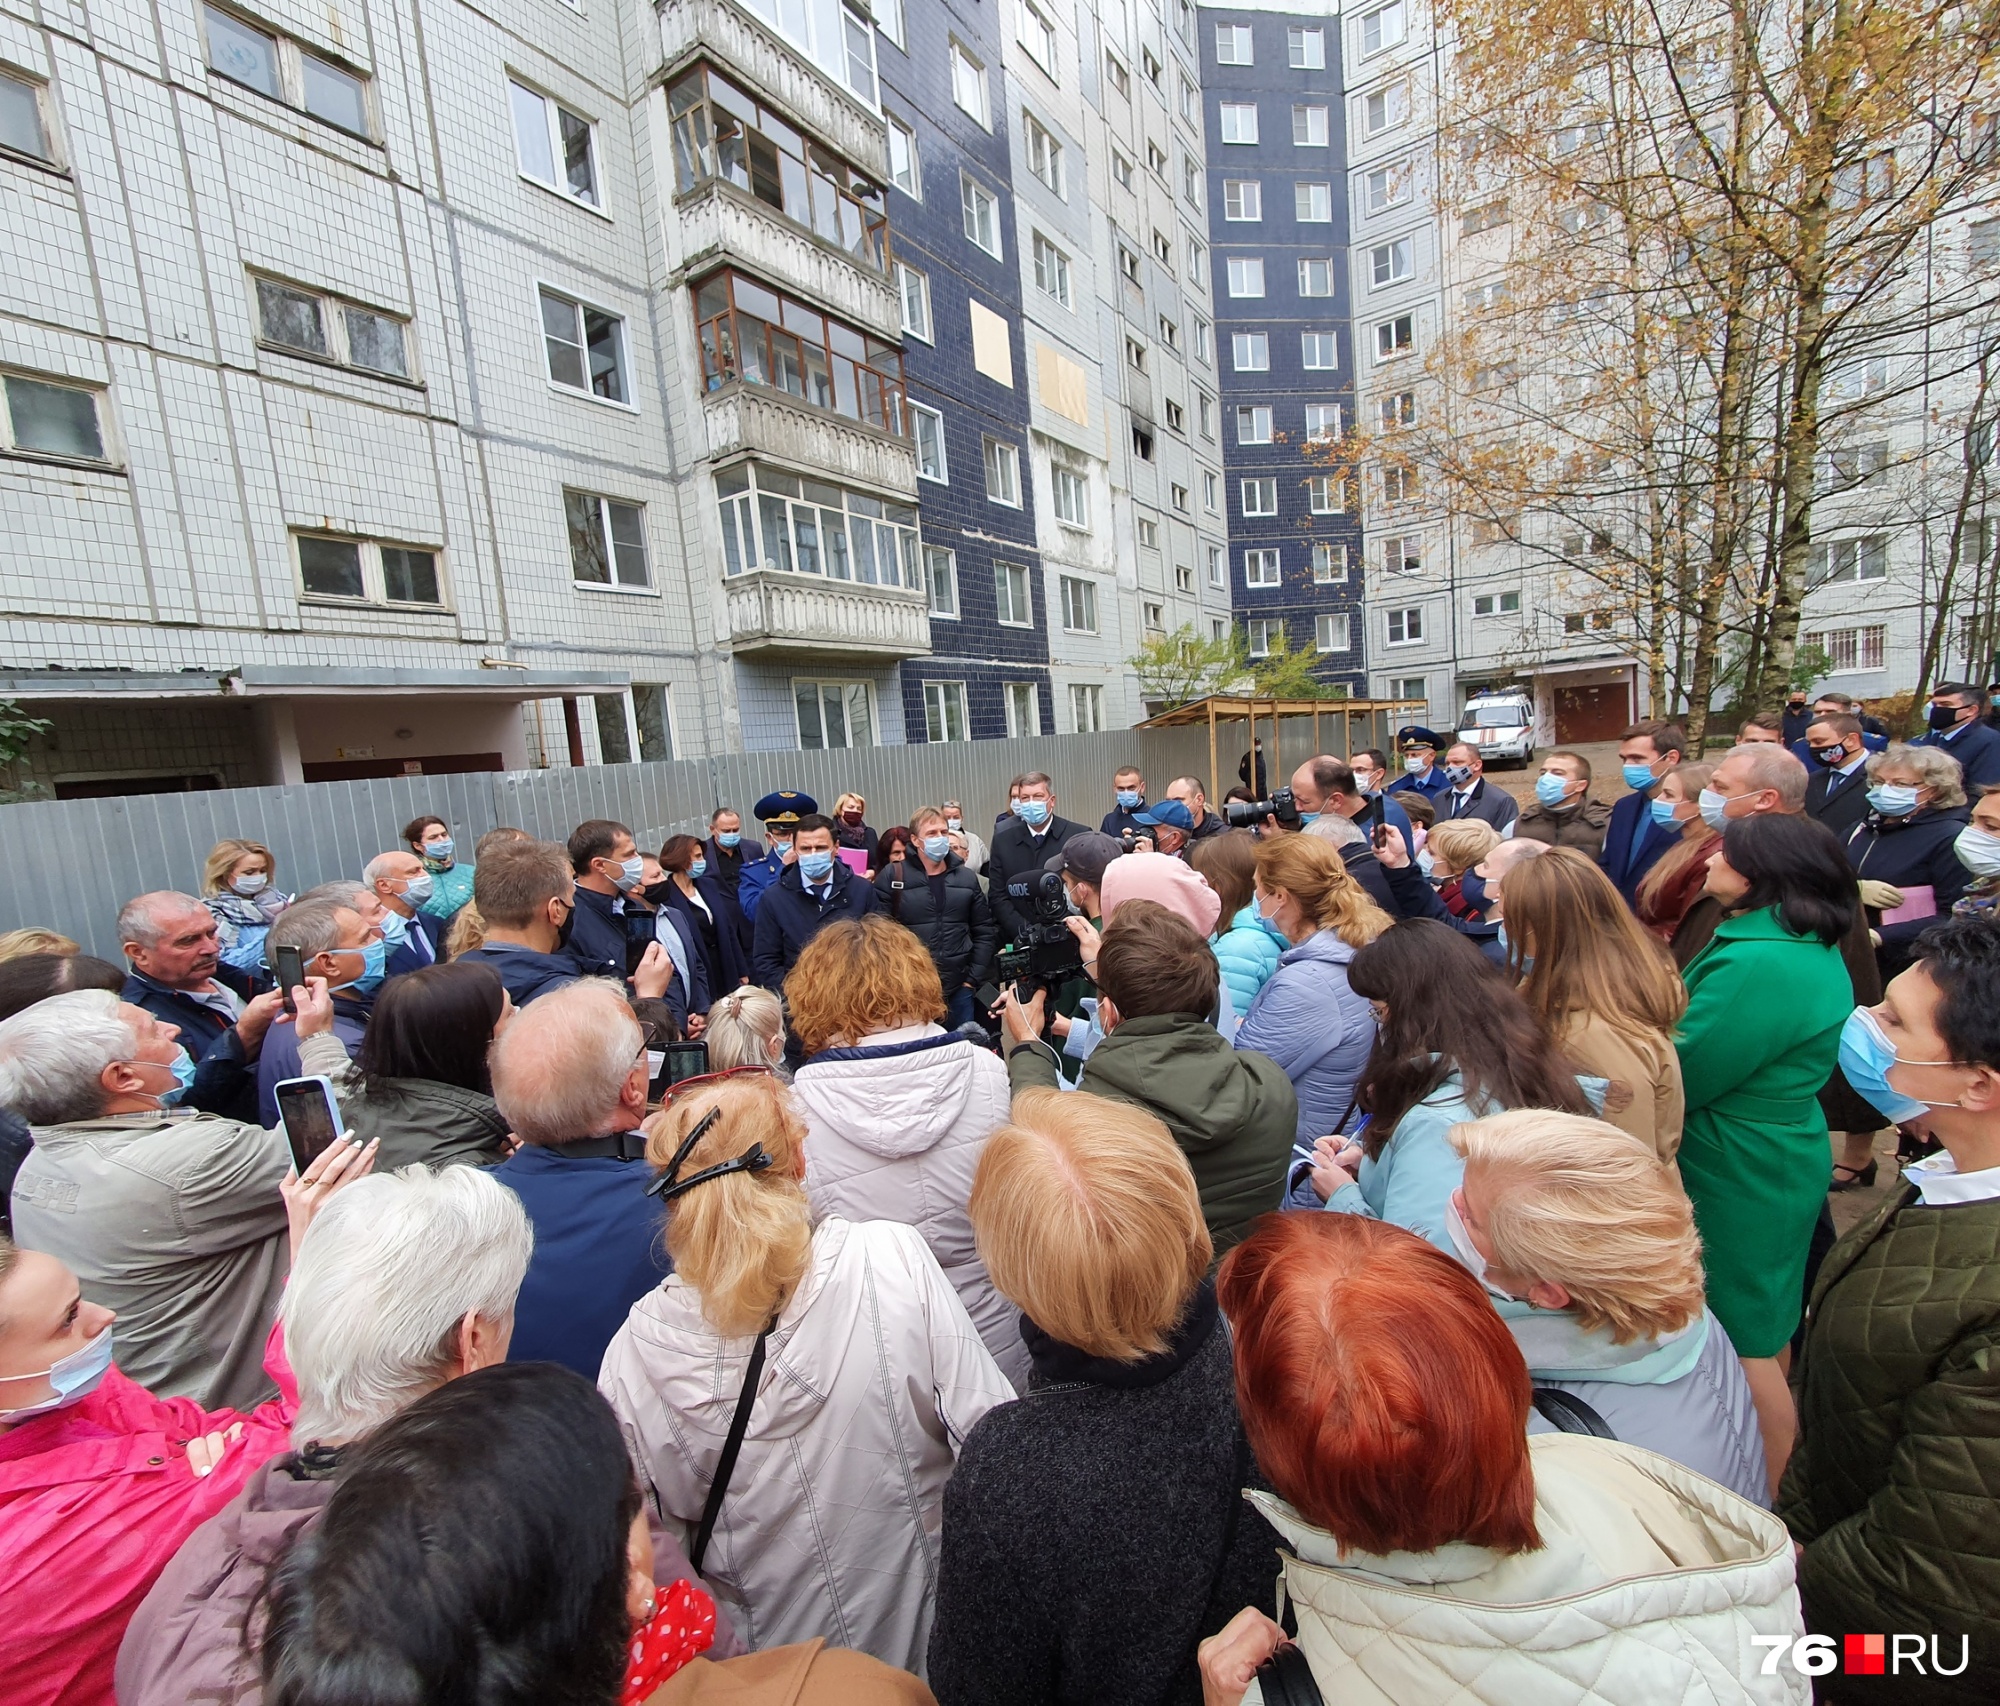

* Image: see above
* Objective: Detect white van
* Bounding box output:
[1457,690,1536,767]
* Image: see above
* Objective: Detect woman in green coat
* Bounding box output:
[1676,812,1857,1492]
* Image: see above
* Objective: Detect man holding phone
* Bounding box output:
[253,902,383,1130]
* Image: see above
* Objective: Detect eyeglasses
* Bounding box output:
[659,1064,776,1106]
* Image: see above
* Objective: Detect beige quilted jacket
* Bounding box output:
[1244,1434,1808,1705]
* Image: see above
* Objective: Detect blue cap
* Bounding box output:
[752,790,817,825]
[1397,725,1444,750]
[1132,799,1195,833]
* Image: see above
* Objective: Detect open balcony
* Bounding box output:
[725,567,931,659]
[674,180,899,341]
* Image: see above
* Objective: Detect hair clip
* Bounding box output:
[648,1141,774,1201]
[648,1106,720,1197]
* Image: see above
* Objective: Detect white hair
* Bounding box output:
[281,1166,534,1445]
[0,988,136,1125]
[116,889,206,949]
[1303,813,1366,848]
[1721,742,1809,812]
[362,851,415,888]
[490,978,640,1144]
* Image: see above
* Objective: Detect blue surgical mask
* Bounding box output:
[799,850,835,882]
[162,1047,196,1106]
[378,911,410,946]
[1297,811,1321,826]
[922,834,951,861]
[770,838,793,861]
[1621,761,1659,792]
[689,857,709,879]
[717,831,742,849]
[1534,773,1571,808]
[1444,1196,1524,1302]
[1838,1007,1961,1125]
[1649,798,1683,830]
[1017,799,1050,827]
[1116,789,1142,809]
[0,1323,114,1419]
[231,874,268,898]
[341,938,389,997]
[424,838,454,863]
[1416,849,1437,878]
[1868,783,1921,818]
[1256,892,1284,926]
[611,855,645,891]
[1698,788,1731,832]
[1495,922,1534,972]
[401,871,435,906]
[1444,764,1474,786]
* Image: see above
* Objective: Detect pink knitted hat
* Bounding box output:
[1099,850,1221,937]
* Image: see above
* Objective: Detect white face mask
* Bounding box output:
[1957,824,2000,879]
[0,1323,114,1419]
[1445,1195,1523,1302]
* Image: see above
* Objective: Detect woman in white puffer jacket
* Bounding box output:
[599,1070,1014,1678]
[785,914,1028,1389]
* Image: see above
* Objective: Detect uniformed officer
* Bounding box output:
[1387,726,1453,803]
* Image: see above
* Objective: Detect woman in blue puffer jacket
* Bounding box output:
[1191,832,1284,1014]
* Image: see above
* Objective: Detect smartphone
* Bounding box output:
[272,943,306,1016]
[274,1075,343,1173]
[974,982,1003,1013]
[659,1039,709,1089]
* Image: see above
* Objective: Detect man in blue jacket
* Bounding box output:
[1600,719,1687,907]
[455,839,585,1009]
[752,812,879,992]
[1917,682,2000,790]
[736,791,814,924]
[1100,765,1150,839]
[1387,726,1454,804]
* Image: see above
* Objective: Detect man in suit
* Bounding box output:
[564,819,687,1034]
[1600,720,1687,907]
[1789,691,1888,767]
[1387,726,1453,804]
[988,771,1087,943]
[751,813,879,990]
[1917,681,2000,790]
[365,849,446,977]
[703,806,762,896]
[1802,712,1875,840]
[1434,742,1521,833]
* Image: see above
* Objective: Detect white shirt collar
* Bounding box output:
[1905,1150,2000,1206]
[1836,751,1868,775]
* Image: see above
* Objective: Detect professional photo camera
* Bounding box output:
[997,870,1088,997]
[1224,785,1303,831]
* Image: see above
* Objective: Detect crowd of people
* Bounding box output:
[1,685,1998,1705]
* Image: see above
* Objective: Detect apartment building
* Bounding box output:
[1199,0,1362,695]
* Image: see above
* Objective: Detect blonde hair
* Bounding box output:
[202,838,275,896]
[443,901,486,959]
[785,915,944,1056]
[971,1088,1210,1361]
[1870,740,1969,810]
[1504,848,1687,1040]
[703,986,786,1071]
[833,792,867,816]
[1423,820,1499,879]
[0,928,78,963]
[646,1074,813,1337]
[1450,1109,1704,1343]
[1252,833,1392,948]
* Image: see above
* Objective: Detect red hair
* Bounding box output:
[1217,1214,1540,1556]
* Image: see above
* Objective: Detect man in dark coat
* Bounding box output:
[1600,720,1687,907]
[1099,764,1150,840]
[879,808,997,1026]
[564,819,686,1033]
[455,839,586,1009]
[703,806,763,895]
[752,813,880,991]
[988,772,1087,943]
[1780,690,1813,748]
[1916,681,2000,791]
[1802,713,1875,841]
[1433,742,1521,833]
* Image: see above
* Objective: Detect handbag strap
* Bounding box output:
[1531,1385,1616,1439]
[690,1320,775,1576]
[1254,1645,1323,1706]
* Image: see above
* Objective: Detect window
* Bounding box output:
[1312,543,1347,582]
[1224,179,1262,220]
[1171,482,1190,512]
[1365,164,1411,213]
[1378,390,1416,429]
[1805,625,1887,672]
[713,465,921,584]
[1198,395,1216,439]
[1974,218,2000,268]
[1060,574,1098,631]
[1299,258,1334,296]
[294,533,444,606]
[995,559,1034,625]
[1374,313,1415,359]
[1177,563,1194,591]
[1180,74,1198,123]
[875,0,904,47]
[1005,680,1042,736]
[1152,228,1174,265]
[1024,112,1063,194]
[1288,25,1326,68]
[1132,424,1154,460]
[1144,602,1166,633]
[1194,318,1211,361]
[1245,548,1281,585]
[984,436,1021,505]
[799,680,877,749]
[1386,606,1424,644]
[1017,0,1057,70]
[1207,544,1226,586]
[1362,83,1408,135]
[1204,470,1219,509]
[1053,465,1089,526]
[951,42,989,126]
[1292,104,1328,146]
[1179,0,1196,45]
[1301,331,1338,369]
[1306,476,1345,513]
[1119,244,1142,283]
[1473,590,1521,616]
[1215,22,1253,62]
[692,270,904,432]
[1031,233,1073,306]
[1237,404,1273,443]
[1381,462,1418,503]
[1070,684,1105,733]
[1126,337,1148,371]
[910,403,947,480]
[1306,402,1342,438]
[887,115,920,197]
[510,81,598,206]
[1111,149,1134,188]
[921,681,968,743]
[0,69,52,162]
[1359,2,1405,54]
[1220,102,1259,144]
[1138,518,1160,548]
[1369,239,1412,286]
[1247,618,1279,656]
[1188,235,1208,281]
[204,7,371,138]
[1211,616,1228,640]
[1464,281,1507,312]
[1825,441,1891,489]
[254,278,410,379]
[1461,198,1509,235]
[1166,399,1184,431]
[1226,256,1265,298]
[1232,332,1269,371]
[1241,478,1278,516]
[1142,49,1161,87]
[1833,150,1895,209]
[1814,536,1889,585]
[1147,141,1169,176]
[884,264,931,345]
[3,373,107,460]
[925,545,958,616]
[961,173,1002,257]
[566,491,651,588]
[1160,315,1181,350]
[539,287,627,403]
[1382,533,1423,574]
[1316,613,1350,651]
[1106,52,1130,97]
[1297,181,1333,221]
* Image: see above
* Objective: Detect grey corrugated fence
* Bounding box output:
[0,727,1243,960]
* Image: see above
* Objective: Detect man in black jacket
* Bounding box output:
[1802,713,1875,841]
[880,807,997,1025]
[455,839,588,1009]
[988,772,1087,943]
[752,813,879,991]
[703,806,762,895]
[565,819,687,1033]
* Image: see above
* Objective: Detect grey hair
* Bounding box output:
[0,988,137,1124]
[1303,813,1366,848]
[281,1166,533,1445]
[1869,740,1969,810]
[116,890,207,949]
[490,979,640,1144]
[298,879,370,910]
[1722,743,1809,812]
[266,899,349,964]
[362,851,416,888]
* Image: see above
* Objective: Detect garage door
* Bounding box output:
[1553,683,1629,743]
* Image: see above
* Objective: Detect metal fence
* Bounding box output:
[0,727,1235,959]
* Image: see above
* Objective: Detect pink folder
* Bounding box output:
[837,847,870,877]
[1881,885,1936,927]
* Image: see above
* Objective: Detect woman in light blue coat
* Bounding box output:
[1304,920,1591,1251]
[1190,831,1284,1015]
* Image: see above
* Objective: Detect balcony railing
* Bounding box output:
[725,567,931,658]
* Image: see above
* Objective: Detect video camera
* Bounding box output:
[1224,785,1303,831]
[997,870,1088,997]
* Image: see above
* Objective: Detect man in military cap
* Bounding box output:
[1387,726,1453,803]
[736,790,815,925]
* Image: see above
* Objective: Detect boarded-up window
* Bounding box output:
[1035,343,1088,424]
[970,300,1013,386]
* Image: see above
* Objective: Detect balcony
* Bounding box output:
[726,567,931,659]
[675,182,899,340]
[703,386,917,497]
[657,0,886,181]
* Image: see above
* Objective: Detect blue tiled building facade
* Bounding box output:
[877,0,1055,743]
[1199,3,1365,693]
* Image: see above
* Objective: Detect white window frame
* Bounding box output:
[924,544,959,617]
[508,78,602,211]
[1292,103,1329,146]
[887,114,921,197]
[1203,470,1220,510]
[1307,476,1345,514]
[1365,162,1411,212]
[1219,101,1260,144]
[1374,313,1415,361]
[911,402,948,481]
[922,680,969,743]
[1024,110,1064,195]
[1223,178,1262,221]
[1370,238,1413,287]
[1247,617,1279,657]
[1472,590,1522,616]
[1215,21,1253,63]
[1232,331,1270,371]
[1031,232,1073,307]
[1305,402,1342,439]
[1316,612,1350,652]
[1237,404,1273,444]
[538,284,631,407]
[1312,543,1348,583]
[895,260,932,341]
[1241,478,1278,517]
[1362,82,1409,136]
[565,489,653,591]
[0,68,56,166]
[1004,679,1042,737]
[1059,573,1099,633]
[1382,533,1424,574]
[253,275,414,382]
[1301,331,1339,370]
[1296,181,1332,222]
[1299,257,1335,296]
[875,0,905,48]
[1245,547,1281,586]
[1069,682,1105,733]
[1053,465,1089,528]
[1358,1,1406,57]
[961,171,1003,258]
[1385,606,1425,645]
[1289,25,1325,68]
[983,435,1022,506]
[1226,255,1266,297]
[1016,0,1058,73]
[1378,390,1416,429]
[950,41,990,127]
[202,5,375,140]
[995,558,1035,626]
[0,370,115,464]
[294,531,449,608]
